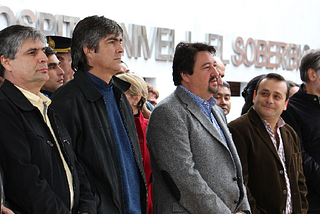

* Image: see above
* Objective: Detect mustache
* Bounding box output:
[209,77,218,83]
[261,103,276,109]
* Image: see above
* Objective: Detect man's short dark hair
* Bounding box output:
[71,15,123,72]
[299,49,320,83]
[172,42,216,86]
[44,47,57,57]
[0,25,46,77]
[255,73,289,100]
[221,81,230,90]
[286,80,299,88]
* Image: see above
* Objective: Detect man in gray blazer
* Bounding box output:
[146,42,251,214]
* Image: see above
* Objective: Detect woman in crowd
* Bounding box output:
[117,73,153,214]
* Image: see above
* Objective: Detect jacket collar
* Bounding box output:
[1,80,37,111]
[174,86,229,147]
[294,83,320,105]
[74,70,131,101]
[247,107,289,162]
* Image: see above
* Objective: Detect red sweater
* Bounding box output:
[135,111,153,214]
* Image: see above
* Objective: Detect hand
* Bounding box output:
[141,103,151,119]
[235,212,246,214]
[1,205,14,214]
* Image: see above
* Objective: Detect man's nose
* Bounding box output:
[118,43,124,54]
[39,51,48,63]
[211,66,219,77]
[58,66,64,75]
[267,96,274,103]
[218,76,223,86]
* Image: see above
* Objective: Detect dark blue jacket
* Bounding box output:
[0,80,96,214]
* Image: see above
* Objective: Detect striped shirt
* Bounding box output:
[261,117,292,214]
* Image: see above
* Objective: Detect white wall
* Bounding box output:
[1,0,320,121]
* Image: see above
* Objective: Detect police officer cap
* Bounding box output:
[46,36,71,53]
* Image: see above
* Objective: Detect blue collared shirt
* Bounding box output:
[179,85,228,145]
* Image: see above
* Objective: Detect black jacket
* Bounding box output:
[0,80,96,214]
[51,70,147,214]
[282,84,320,213]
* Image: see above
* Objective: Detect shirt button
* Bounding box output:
[233,177,237,181]
[283,190,287,194]
[279,170,284,174]
[234,200,239,203]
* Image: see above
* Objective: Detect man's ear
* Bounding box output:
[83,45,94,60]
[252,90,257,103]
[308,68,317,81]
[180,71,190,83]
[283,99,289,111]
[0,55,12,71]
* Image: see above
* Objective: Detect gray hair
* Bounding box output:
[299,48,320,83]
[0,25,46,76]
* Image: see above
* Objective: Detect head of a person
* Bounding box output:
[213,81,231,115]
[172,42,218,100]
[0,25,48,93]
[117,73,148,114]
[41,47,64,93]
[299,48,320,96]
[146,83,159,106]
[287,80,299,97]
[213,56,226,86]
[115,61,130,75]
[253,73,289,123]
[47,36,73,84]
[300,49,320,83]
[71,15,123,74]
[241,74,266,115]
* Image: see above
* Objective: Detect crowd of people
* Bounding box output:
[0,14,319,214]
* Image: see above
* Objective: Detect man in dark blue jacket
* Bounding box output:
[282,48,320,214]
[0,25,96,214]
[50,16,147,214]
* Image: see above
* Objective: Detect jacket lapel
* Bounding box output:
[248,108,282,162]
[175,87,228,148]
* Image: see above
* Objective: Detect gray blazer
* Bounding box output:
[146,86,250,214]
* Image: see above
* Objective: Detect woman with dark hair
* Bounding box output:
[287,80,300,97]
[241,74,266,115]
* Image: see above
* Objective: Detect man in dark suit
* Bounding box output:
[0,25,96,214]
[146,42,250,213]
[228,73,308,214]
[282,49,320,214]
[50,16,147,214]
